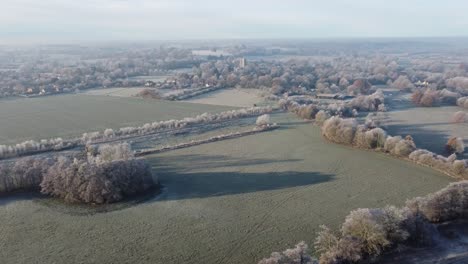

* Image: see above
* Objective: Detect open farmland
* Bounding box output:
[0,113,452,264]
[184,88,265,107]
[82,87,148,97]
[0,94,234,144]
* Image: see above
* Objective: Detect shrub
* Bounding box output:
[453,160,467,175]
[314,225,339,256]
[103,128,115,138]
[412,90,439,107]
[365,128,387,149]
[321,116,358,145]
[346,90,385,111]
[353,126,386,149]
[256,114,271,127]
[41,156,155,204]
[457,97,468,109]
[91,142,134,162]
[137,88,161,99]
[405,181,468,223]
[445,137,465,154]
[392,76,414,91]
[315,110,331,126]
[341,209,390,256]
[258,242,316,264]
[0,158,52,193]
[296,105,320,120]
[40,143,156,204]
[317,206,409,264]
[452,111,468,123]
[384,136,416,157]
[318,236,363,264]
[411,90,423,105]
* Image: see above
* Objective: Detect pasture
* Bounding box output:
[0,94,233,144]
[184,88,265,107]
[0,113,452,264]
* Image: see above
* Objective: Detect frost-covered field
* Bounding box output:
[82,87,148,97]
[0,113,452,264]
[0,94,234,144]
[184,88,265,107]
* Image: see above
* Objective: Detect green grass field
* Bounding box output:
[0,94,234,144]
[0,113,452,264]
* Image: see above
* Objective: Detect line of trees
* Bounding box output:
[411,88,461,107]
[0,106,274,159]
[136,116,276,156]
[0,138,76,160]
[280,90,386,121]
[81,106,274,144]
[319,116,467,178]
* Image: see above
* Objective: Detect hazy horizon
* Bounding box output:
[2,0,468,45]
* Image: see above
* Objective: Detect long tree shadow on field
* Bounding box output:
[150,154,303,172]
[146,154,334,201]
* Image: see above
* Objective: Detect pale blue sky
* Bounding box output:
[1,0,468,44]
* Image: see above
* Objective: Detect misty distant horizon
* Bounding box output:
[2,0,468,45]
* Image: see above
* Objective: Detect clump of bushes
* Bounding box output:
[384,136,416,157]
[0,158,53,193]
[296,105,320,120]
[315,206,410,264]
[256,114,271,127]
[406,181,468,223]
[322,116,415,154]
[0,143,157,204]
[364,113,383,128]
[41,143,156,204]
[321,116,358,145]
[445,137,465,154]
[409,149,467,177]
[346,90,386,112]
[0,138,73,160]
[354,126,387,149]
[452,111,468,123]
[412,89,461,107]
[258,241,315,264]
[457,97,468,109]
[279,100,330,120]
[137,88,161,99]
[390,75,414,91]
[315,110,331,126]
[411,90,439,107]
